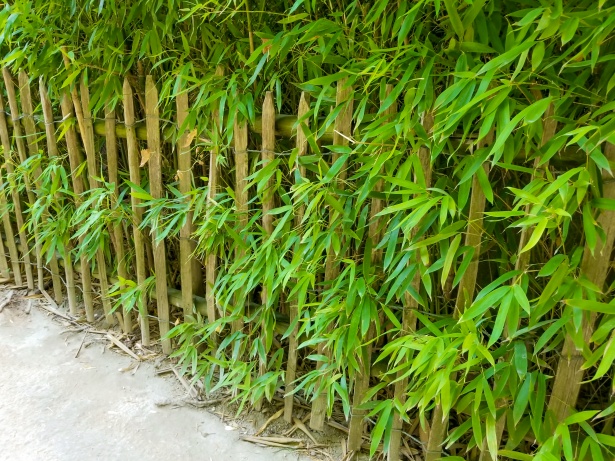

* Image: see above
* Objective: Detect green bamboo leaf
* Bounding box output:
[565,299,615,314]
[520,218,547,253]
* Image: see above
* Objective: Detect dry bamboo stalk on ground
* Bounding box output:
[232,117,248,331]
[425,132,494,461]
[284,91,310,423]
[388,112,434,461]
[145,76,171,354]
[254,91,277,412]
[123,78,150,346]
[1,69,35,290]
[310,78,353,431]
[59,93,96,321]
[547,142,615,424]
[76,80,115,325]
[479,102,557,461]
[40,80,78,313]
[105,101,132,333]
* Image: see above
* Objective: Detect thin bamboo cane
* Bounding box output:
[0,223,9,279]
[0,165,21,285]
[19,71,64,300]
[206,66,225,340]
[425,131,494,461]
[253,91,277,412]
[124,78,150,346]
[310,78,353,431]
[105,101,132,333]
[1,69,35,290]
[39,78,73,307]
[348,85,397,456]
[176,87,194,320]
[145,76,171,354]
[479,102,557,461]
[284,91,310,423]
[547,142,615,424]
[59,93,96,321]
[388,112,434,461]
[232,117,248,334]
[73,80,115,325]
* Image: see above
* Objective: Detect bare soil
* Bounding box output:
[0,289,311,461]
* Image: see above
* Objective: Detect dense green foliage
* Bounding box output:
[2,0,615,459]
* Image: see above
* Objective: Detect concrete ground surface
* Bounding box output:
[0,295,308,461]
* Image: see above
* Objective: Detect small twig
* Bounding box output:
[106,333,141,361]
[292,417,319,445]
[24,299,33,314]
[254,408,284,436]
[0,290,14,313]
[172,366,199,399]
[75,331,88,358]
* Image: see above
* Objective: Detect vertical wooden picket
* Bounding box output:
[105,101,132,333]
[123,78,150,346]
[284,92,310,423]
[176,87,194,320]
[0,218,9,279]
[1,69,35,290]
[232,117,248,334]
[59,92,96,321]
[348,85,397,456]
[145,76,171,354]
[388,112,434,461]
[0,166,21,286]
[39,79,72,307]
[310,78,353,431]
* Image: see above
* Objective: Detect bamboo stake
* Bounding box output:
[479,102,557,461]
[310,78,353,431]
[1,69,34,290]
[0,165,21,285]
[105,101,132,333]
[348,85,397,456]
[252,91,277,411]
[232,117,248,334]
[74,80,115,325]
[39,78,72,306]
[123,78,150,346]
[59,93,96,321]
[547,142,615,424]
[425,131,494,461]
[206,66,225,339]
[284,92,310,423]
[145,76,171,354]
[176,87,195,320]
[0,223,9,279]
[388,112,434,461]
[16,70,46,291]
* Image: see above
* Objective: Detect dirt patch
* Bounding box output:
[0,290,312,461]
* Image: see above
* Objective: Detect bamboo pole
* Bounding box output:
[39,79,73,307]
[59,93,96,321]
[0,165,21,285]
[176,87,195,320]
[310,78,353,431]
[425,131,494,461]
[547,142,615,424]
[232,117,248,334]
[479,102,557,461]
[284,92,310,423]
[0,222,9,279]
[105,101,132,333]
[388,112,434,461]
[145,76,171,354]
[348,85,397,456]
[1,69,35,290]
[123,78,150,346]
[75,79,115,325]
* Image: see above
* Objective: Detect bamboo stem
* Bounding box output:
[310,78,353,431]
[105,101,132,333]
[232,117,248,334]
[0,166,21,285]
[123,78,150,346]
[145,76,171,354]
[284,92,310,423]
[59,92,96,321]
